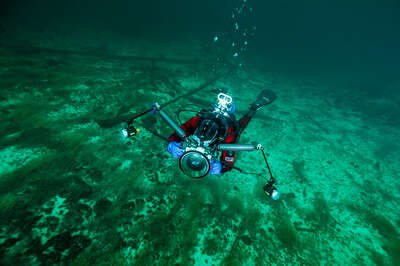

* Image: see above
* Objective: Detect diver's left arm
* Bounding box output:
[220,127,236,173]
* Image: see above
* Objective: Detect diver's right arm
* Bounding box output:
[168,116,201,142]
[167,116,201,157]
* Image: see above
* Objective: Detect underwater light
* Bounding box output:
[122,124,138,139]
[121,128,128,138]
[263,180,280,200]
[271,189,280,201]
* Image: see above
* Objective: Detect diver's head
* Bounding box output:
[193,119,220,147]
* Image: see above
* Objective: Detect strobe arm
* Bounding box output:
[123,102,186,140]
[217,143,263,151]
[152,102,187,140]
[218,143,280,200]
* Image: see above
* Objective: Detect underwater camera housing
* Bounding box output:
[179,136,215,179]
[179,151,210,178]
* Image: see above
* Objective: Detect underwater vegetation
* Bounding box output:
[345,202,400,265]
[363,210,400,264]
[365,211,398,239]
[383,238,400,265]
[292,159,307,184]
[309,192,332,231]
[274,215,298,251]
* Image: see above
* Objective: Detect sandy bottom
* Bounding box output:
[0,29,399,265]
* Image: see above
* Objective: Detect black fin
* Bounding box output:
[250,89,276,111]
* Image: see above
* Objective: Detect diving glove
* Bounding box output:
[210,160,222,175]
[167,141,184,158]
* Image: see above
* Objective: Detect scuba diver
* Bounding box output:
[122,89,280,200]
[166,90,276,175]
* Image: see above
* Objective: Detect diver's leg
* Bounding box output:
[236,89,276,138]
[237,108,256,138]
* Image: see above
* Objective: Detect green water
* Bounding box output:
[1,0,399,265]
